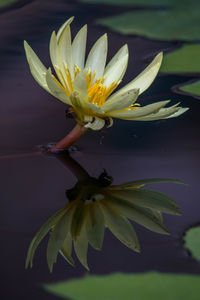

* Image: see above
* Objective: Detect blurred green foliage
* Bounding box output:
[184,226,200,260]
[0,0,17,8]
[161,44,200,74]
[79,0,173,6]
[161,44,200,98]
[91,0,200,41]
[45,272,200,300]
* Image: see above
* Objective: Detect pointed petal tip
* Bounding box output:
[157,51,163,60]
[85,264,90,271]
[134,246,140,253]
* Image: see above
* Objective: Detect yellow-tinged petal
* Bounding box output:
[105,195,169,235]
[84,117,105,130]
[103,45,129,87]
[24,41,49,91]
[165,107,189,119]
[57,21,74,79]
[60,233,75,267]
[86,204,105,250]
[112,52,163,98]
[87,102,104,114]
[46,68,71,104]
[57,16,74,41]
[108,100,170,120]
[25,206,67,269]
[109,189,180,215]
[46,204,75,272]
[74,225,89,270]
[72,24,87,69]
[85,34,108,80]
[137,106,188,121]
[102,88,139,113]
[70,201,86,239]
[49,31,67,87]
[99,201,140,252]
[73,69,88,100]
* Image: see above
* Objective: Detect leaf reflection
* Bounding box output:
[26,153,184,272]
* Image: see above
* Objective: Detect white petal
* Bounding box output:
[49,31,67,86]
[84,117,105,130]
[73,226,89,270]
[102,89,139,113]
[57,17,74,41]
[103,44,129,87]
[85,34,108,80]
[57,22,74,79]
[24,41,49,91]
[99,201,140,252]
[46,68,71,104]
[87,103,104,114]
[111,52,163,98]
[72,25,87,69]
[73,69,88,100]
[60,233,75,266]
[165,107,189,119]
[108,100,170,120]
[136,106,188,121]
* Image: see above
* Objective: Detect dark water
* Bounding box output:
[0,0,200,299]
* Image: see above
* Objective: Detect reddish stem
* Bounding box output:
[50,124,86,152]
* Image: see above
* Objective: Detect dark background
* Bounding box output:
[0,0,200,299]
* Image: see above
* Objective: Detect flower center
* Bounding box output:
[53,65,120,107]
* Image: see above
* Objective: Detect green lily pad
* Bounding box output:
[0,0,18,7]
[160,44,200,74]
[44,272,200,300]
[79,0,173,6]
[184,226,200,261]
[160,44,200,99]
[97,0,200,41]
[173,80,200,100]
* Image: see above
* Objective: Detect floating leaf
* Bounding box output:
[160,44,200,98]
[97,0,200,41]
[161,44,200,74]
[184,226,200,261]
[44,272,200,300]
[178,80,200,99]
[0,0,17,8]
[79,0,173,6]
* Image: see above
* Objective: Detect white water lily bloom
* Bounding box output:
[24,17,188,131]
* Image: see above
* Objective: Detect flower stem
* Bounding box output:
[50,124,86,152]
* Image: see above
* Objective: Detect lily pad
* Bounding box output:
[79,0,173,6]
[160,44,200,99]
[0,0,18,7]
[97,0,200,41]
[45,272,200,300]
[160,44,200,74]
[173,80,200,100]
[184,226,200,261]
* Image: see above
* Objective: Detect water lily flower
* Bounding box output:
[25,153,184,272]
[24,17,188,151]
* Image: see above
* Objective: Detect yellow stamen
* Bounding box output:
[74,65,81,78]
[53,67,120,107]
[52,74,70,95]
[66,68,74,92]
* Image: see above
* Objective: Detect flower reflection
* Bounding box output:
[26,154,183,272]
[24,17,188,151]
